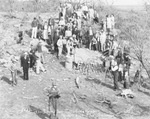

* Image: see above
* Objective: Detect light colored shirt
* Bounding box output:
[82,5,88,11]
[100,32,106,44]
[106,17,112,28]
[112,41,118,50]
[59,20,65,26]
[111,59,118,71]
[65,30,72,37]
[89,8,94,18]
[30,38,39,50]
[62,39,67,45]
[57,39,63,47]
[89,29,93,36]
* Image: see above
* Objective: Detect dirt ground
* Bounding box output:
[0,12,150,119]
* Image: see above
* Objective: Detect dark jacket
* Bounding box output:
[31,20,38,27]
[20,53,30,69]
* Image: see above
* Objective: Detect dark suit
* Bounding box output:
[21,53,30,80]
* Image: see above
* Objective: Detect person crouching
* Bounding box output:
[35,50,46,75]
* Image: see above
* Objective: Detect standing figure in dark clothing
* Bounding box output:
[116,50,123,82]
[29,50,36,70]
[54,29,60,53]
[111,57,119,90]
[123,53,131,89]
[20,52,30,80]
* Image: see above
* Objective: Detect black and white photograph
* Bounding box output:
[0,0,150,119]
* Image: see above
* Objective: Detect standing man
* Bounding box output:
[88,26,93,49]
[100,30,106,52]
[111,14,115,30]
[43,21,49,43]
[20,52,30,80]
[31,17,38,39]
[106,15,112,33]
[8,55,17,86]
[111,56,119,91]
[95,31,101,52]
[57,35,63,59]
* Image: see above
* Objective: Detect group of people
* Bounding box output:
[87,14,115,53]
[20,38,47,81]
[30,3,100,59]
[9,2,132,92]
[108,49,131,91]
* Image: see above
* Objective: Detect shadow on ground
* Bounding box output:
[1,76,12,85]
[25,29,32,38]
[138,89,150,97]
[85,77,114,90]
[60,61,65,68]
[29,105,49,119]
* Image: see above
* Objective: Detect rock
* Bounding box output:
[120,89,135,98]
[63,78,69,81]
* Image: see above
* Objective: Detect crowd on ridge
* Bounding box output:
[10,2,131,91]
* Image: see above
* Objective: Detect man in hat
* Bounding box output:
[31,17,38,39]
[20,51,30,80]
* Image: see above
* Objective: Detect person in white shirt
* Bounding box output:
[77,16,82,31]
[43,21,48,43]
[88,26,93,49]
[82,3,88,20]
[65,27,72,37]
[111,14,115,29]
[59,17,65,26]
[112,39,119,57]
[106,15,112,32]
[111,56,119,90]
[100,30,106,52]
[62,36,67,54]
[76,8,82,18]
[102,19,107,32]
[57,35,63,58]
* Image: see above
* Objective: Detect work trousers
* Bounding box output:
[97,41,101,52]
[112,70,119,90]
[49,97,57,116]
[58,47,63,57]
[31,27,37,39]
[23,67,29,80]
